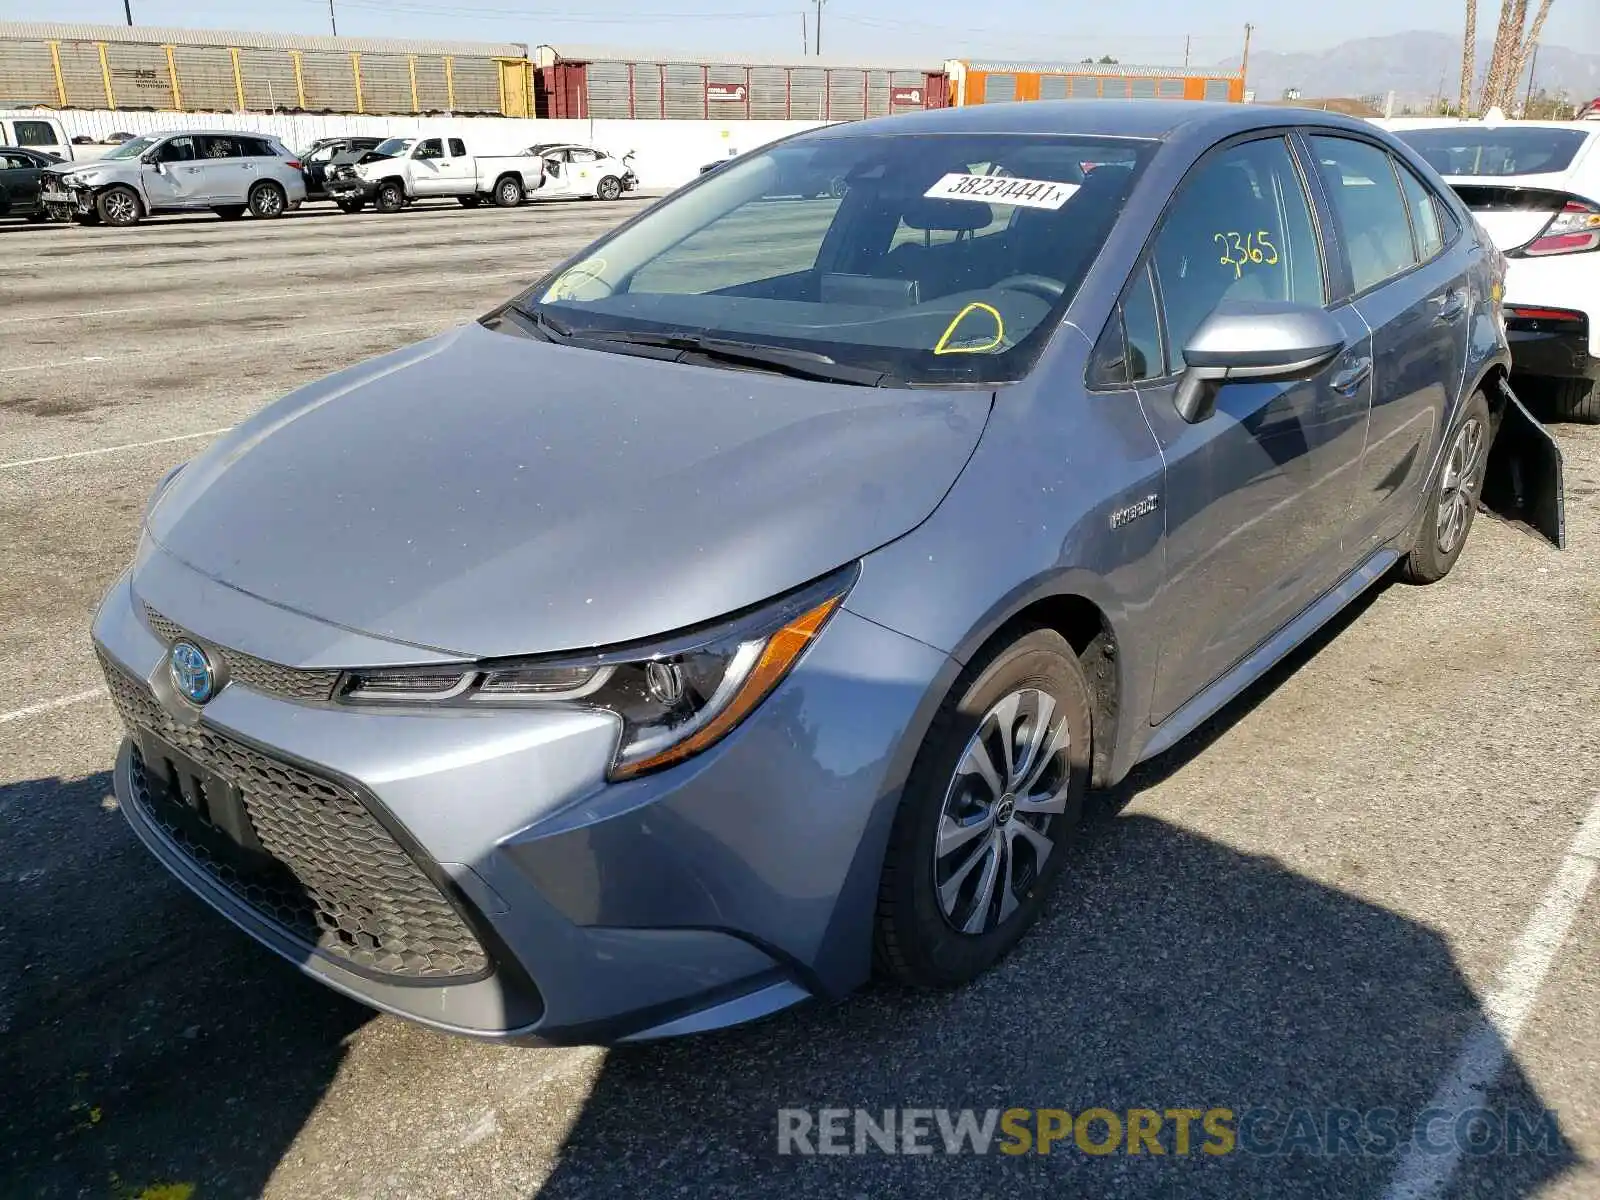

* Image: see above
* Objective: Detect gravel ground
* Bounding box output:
[0,197,1595,1200]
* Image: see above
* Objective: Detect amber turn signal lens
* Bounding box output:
[610,592,844,779]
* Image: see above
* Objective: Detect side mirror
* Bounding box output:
[1173,301,1346,423]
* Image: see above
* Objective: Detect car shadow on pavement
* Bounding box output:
[0,769,371,1199]
[531,580,1581,1198]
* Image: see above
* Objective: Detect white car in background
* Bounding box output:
[1389,116,1600,421]
[520,143,638,201]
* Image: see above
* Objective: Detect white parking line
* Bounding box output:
[0,428,231,472]
[0,321,428,375]
[1380,796,1600,1200]
[0,269,536,326]
[0,687,108,725]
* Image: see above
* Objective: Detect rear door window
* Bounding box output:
[1309,136,1419,295]
[238,137,277,158]
[198,135,241,159]
[448,138,466,157]
[1396,164,1446,261]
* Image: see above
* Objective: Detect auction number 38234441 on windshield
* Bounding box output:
[1214,230,1280,278]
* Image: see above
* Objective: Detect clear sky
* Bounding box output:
[0,0,1591,66]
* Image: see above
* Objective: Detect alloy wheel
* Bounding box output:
[104,191,137,223]
[933,687,1071,935]
[1437,416,1486,556]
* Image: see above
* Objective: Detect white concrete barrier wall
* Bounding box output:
[17,108,837,188]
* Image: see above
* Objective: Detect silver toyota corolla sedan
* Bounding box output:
[93,101,1557,1045]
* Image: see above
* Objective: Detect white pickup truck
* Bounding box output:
[325,135,552,213]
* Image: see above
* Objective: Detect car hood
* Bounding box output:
[144,322,990,661]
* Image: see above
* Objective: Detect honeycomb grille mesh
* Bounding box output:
[100,652,490,981]
[142,605,342,703]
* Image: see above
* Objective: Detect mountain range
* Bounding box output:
[1215,30,1600,107]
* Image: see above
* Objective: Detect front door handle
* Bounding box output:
[1435,290,1468,322]
[1331,357,1373,396]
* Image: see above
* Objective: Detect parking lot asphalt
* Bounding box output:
[1,197,1597,1200]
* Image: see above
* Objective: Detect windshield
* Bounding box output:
[372,137,415,157]
[507,132,1154,385]
[101,135,159,161]
[1397,127,1591,177]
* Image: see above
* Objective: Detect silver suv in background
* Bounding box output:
[41,131,307,226]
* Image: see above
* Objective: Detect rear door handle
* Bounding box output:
[1435,290,1468,322]
[1331,357,1373,396]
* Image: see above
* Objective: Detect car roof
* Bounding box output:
[1382,118,1598,132]
[147,129,284,140]
[823,99,1381,143]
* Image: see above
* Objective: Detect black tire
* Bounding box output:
[71,211,101,225]
[459,194,484,208]
[248,181,286,219]
[594,175,622,202]
[95,185,141,227]
[25,211,47,223]
[494,176,523,207]
[213,205,246,221]
[374,181,406,214]
[1400,389,1492,585]
[875,628,1092,988]
[1548,377,1599,424]
[336,199,365,214]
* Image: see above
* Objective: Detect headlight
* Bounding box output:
[340,567,856,780]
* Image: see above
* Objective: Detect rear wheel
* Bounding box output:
[248,181,286,219]
[96,185,141,227]
[494,175,523,207]
[1400,389,1491,584]
[1549,377,1599,424]
[374,181,405,214]
[336,198,365,214]
[594,175,622,202]
[875,628,1091,987]
[213,205,246,220]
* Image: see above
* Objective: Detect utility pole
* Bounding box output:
[328,0,338,36]
[1459,0,1477,116]
[815,0,824,56]
[123,0,132,24]
[1240,23,1254,92]
[1184,34,1191,68]
[1522,41,1540,114]
[802,11,808,56]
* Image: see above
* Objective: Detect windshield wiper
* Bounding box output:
[578,330,896,387]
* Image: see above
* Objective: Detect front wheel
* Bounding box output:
[875,628,1091,988]
[374,181,405,214]
[248,181,286,219]
[96,185,142,227]
[594,175,623,202]
[1400,389,1491,584]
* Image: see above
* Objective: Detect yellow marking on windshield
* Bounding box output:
[933,302,1005,355]
[545,257,608,301]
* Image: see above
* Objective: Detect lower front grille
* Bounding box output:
[101,653,490,982]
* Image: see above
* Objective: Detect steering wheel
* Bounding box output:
[993,274,1066,302]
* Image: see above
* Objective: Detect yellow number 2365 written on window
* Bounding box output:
[1213,230,1279,278]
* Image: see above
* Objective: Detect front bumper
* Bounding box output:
[93,555,952,1044]
[41,179,93,219]
[326,176,378,203]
